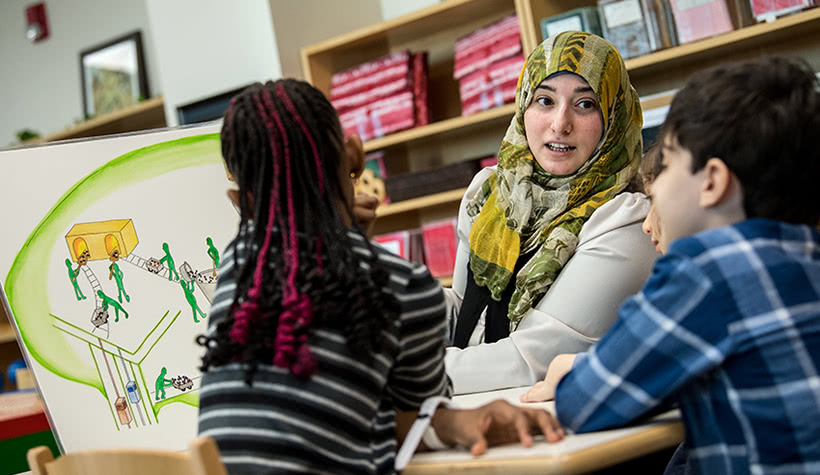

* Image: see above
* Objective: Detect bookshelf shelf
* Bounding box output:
[364,104,515,153]
[24,97,166,145]
[377,187,467,217]
[626,8,820,76]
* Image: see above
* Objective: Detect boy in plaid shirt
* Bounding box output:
[554,57,820,474]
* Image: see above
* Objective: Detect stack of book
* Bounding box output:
[332,51,430,141]
[598,0,679,58]
[454,15,525,116]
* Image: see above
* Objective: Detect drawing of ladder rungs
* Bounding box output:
[81,265,103,307]
[124,253,170,280]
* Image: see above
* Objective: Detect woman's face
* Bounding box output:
[524,74,603,176]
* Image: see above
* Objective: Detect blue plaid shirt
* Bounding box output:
[555,219,820,475]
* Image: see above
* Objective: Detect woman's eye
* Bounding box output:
[578,99,597,110]
[535,96,553,106]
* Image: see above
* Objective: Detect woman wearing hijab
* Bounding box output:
[445,31,658,394]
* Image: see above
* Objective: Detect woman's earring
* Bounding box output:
[350,171,358,185]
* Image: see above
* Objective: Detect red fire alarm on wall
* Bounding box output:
[25,3,49,43]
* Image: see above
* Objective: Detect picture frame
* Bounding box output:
[79,31,149,119]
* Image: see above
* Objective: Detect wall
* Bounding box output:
[145,0,282,127]
[0,0,160,146]
[269,0,383,80]
[380,0,442,20]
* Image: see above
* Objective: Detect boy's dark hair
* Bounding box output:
[661,56,820,225]
[198,79,398,383]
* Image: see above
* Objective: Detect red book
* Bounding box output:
[422,219,458,277]
[750,0,811,18]
[459,55,524,116]
[339,91,415,141]
[669,0,734,43]
[374,232,410,259]
[412,52,430,127]
[330,51,411,101]
[454,15,522,80]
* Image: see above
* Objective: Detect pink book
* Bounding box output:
[374,232,410,259]
[750,0,810,18]
[422,219,458,278]
[669,0,734,44]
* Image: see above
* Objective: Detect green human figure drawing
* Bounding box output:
[108,262,130,303]
[155,367,174,401]
[97,290,129,322]
[159,242,179,281]
[181,279,206,323]
[206,237,220,277]
[65,258,86,300]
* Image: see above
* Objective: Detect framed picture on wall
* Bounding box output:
[79,31,149,119]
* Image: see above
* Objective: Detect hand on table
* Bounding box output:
[432,399,564,456]
[520,353,578,403]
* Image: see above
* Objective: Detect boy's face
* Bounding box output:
[647,134,709,251]
[641,189,664,254]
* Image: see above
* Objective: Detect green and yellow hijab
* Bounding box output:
[467,31,643,329]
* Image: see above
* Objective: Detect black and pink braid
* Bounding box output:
[198,79,398,384]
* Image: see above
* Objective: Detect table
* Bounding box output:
[404,387,684,474]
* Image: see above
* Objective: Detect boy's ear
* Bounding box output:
[344,134,365,179]
[699,157,736,208]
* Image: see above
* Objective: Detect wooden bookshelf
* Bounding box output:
[0,324,15,344]
[303,0,820,235]
[626,8,820,76]
[364,104,514,153]
[377,188,468,217]
[24,97,166,145]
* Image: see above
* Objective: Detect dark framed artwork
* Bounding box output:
[79,31,150,119]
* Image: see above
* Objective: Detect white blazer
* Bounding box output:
[444,167,659,394]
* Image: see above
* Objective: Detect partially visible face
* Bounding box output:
[646,134,707,251]
[641,186,664,254]
[524,74,603,176]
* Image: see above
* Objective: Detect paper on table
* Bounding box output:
[409,387,680,464]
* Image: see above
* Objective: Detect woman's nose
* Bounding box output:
[551,105,572,135]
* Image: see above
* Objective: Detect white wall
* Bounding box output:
[0,0,160,146]
[379,0,442,20]
[0,0,440,145]
[269,0,383,79]
[145,0,282,127]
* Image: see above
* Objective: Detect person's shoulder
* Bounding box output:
[464,166,495,200]
[671,219,820,262]
[579,192,650,242]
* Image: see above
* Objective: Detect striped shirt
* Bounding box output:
[198,231,450,474]
[556,219,820,474]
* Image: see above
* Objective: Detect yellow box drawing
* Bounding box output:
[65,219,139,262]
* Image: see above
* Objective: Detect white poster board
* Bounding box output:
[0,124,238,453]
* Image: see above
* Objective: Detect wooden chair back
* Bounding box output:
[27,435,227,475]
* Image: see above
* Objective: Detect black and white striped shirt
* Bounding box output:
[198,231,450,474]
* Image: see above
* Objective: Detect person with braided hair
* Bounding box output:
[197,79,563,474]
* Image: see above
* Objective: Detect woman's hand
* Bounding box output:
[353,192,379,237]
[431,400,564,456]
[520,353,578,403]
